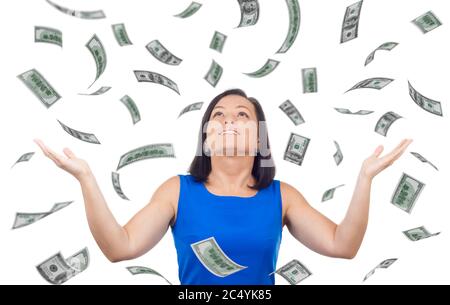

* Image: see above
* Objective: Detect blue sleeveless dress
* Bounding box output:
[171,174,283,285]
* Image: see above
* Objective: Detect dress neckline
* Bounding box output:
[201,181,260,199]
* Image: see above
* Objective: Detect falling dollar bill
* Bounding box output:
[17,68,61,108]
[276,0,301,54]
[270,259,312,285]
[279,100,305,125]
[119,95,141,125]
[146,40,182,65]
[333,140,343,166]
[302,67,317,93]
[191,237,247,277]
[340,0,363,43]
[363,258,397,282]
[79,86,111,96]
[85,34,107,88]
[57,120,100,144]
[408,81,443,116]
[36,247,89,285]
[346,77,393,92]
[34,26,62,47]
[391,173,425,214]
[322,184,345,202]
[46,0,105,19]
[374,111,402,137]
[402,226,440,241]
[410,152,438,171]
[127,266,173,285]
[111,172,129,200]
[204,60,223,87]
[12,201,73,229]
[334,107,373,115]
[112,23,133,46]
[411,11,442,34]
[209,31,227,53]
[134,70,180,95]
[236,0,260,27]
[283,133,310,166]
[364,42,398,66]
[11,152,34,168]
[178,102,204,118]
[244,59,280,78]
[174,1,202,18]
[117,143,175,170]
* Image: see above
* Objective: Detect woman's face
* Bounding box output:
[204,95,259,157]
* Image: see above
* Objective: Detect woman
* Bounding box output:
[34,88,412,284]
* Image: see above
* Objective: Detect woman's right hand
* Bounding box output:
[33,139,92,181]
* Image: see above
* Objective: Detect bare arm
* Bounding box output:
[34,139,177,263]
[283,139,413,259]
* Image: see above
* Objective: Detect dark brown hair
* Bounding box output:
[188,88,275,190]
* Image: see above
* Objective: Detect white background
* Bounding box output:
[1,0,449,284]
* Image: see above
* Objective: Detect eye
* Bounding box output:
[212,111,223,117]
[238,112,249,118]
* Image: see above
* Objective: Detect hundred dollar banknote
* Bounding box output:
[365,42,398,66]
[85,34,107,88]
[391,173,425,214]
[79,86,111,96]
[209,31,227,53]
[57,120,100,144]
[17,68,61,108]
[322,184,345,202]
[334,107,373,115]
[410,152,438,171]
[408,81,443,116]
[146,40,182,65]
[204,60,223,87]
[363,258,397,282]
[127,266,173,285]
[283,133,310,166]
[120,95,141,125]
[12,201,73,229]
[46,0,105,19]
[36,247,89,285]
[117,143,175,170]
[302,67,317,93]
[346,77,393,92]
[340,0,363,43]
[112,23,132,46]
[279,100,305,125]
[374,111,402,136]
[111,172,129,200]
[270,259,312,285]
[402,226,440,241]
[34,26,62,47]
[11,152,34,168]
[236,0,259,27]
[134,70,180,95]
[333,140,343,166]
[244,59,280,78]
[174,1,202,18]
[191,237,247,277]
[178,102,204,118]
[411,11,442,34]
[276,0,301,54]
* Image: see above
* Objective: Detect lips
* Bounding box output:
[219,129,239,135]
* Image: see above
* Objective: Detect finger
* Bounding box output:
[63,147,76,159]
[34,139,66,165]
[372,145,384,158]
[382,139,413,164]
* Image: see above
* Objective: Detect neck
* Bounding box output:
[208,155,256,190]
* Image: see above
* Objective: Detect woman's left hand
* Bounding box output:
[360,138,413,181]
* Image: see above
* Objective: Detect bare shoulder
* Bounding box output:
[279,180,308,209]
[153,175,180,204]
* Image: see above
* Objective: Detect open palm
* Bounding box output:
[34,139,91,180]
[361,138,413,180]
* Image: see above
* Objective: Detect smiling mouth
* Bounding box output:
[220,130,239,135]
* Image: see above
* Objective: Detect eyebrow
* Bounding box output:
[213,105,251,111]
